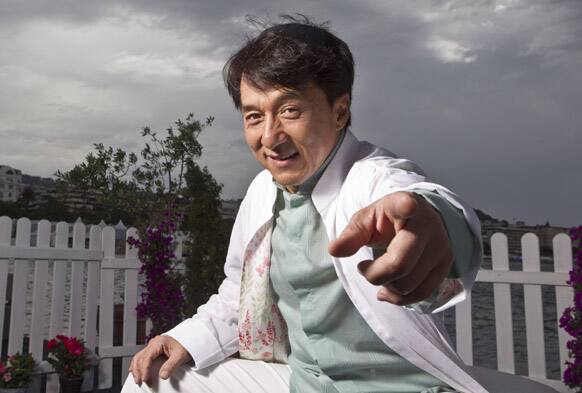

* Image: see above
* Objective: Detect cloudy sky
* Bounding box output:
[1,0,580,227]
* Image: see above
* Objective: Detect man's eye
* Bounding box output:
[282,107,300,118]
[245,113,261,123]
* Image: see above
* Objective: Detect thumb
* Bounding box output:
[384,191,418,232]
[329,210,374,258]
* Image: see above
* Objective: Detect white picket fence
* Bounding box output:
[0,217,184,392]
[0,216,576,392]
[454,232,573,392]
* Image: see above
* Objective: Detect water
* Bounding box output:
[443,256,564,380]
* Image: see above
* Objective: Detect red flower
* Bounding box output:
[0,362,5,374]
[47,339,57,350]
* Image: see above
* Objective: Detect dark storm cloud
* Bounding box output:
[1,0,580,226]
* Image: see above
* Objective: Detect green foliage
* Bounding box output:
[0,352,36,388]
[55,113,229,313]
[54,142,141,225]
[181,164,230,316]
[54,113,215,228]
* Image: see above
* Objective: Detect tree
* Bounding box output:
[55,143,140,225]
[181,163,230,316]
[18,188,35,214]
[56,113,228,319]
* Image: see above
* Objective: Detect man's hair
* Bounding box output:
[223,15,355,126]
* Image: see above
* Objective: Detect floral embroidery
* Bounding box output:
[238,221,289,363]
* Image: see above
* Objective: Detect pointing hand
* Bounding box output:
[328,191,454,306]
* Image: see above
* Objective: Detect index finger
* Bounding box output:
[358,225,429,285]
[137,342,163,385]
[328,209,375,257]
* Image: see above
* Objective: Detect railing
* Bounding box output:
[453,232,573,392]
[0,217,184,392]
[0,216,576,392]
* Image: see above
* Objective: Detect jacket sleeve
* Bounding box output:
[162,196,249,370]
[352,157,483,313]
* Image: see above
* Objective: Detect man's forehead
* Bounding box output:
[240,76,305,96]
[240,78,309,108]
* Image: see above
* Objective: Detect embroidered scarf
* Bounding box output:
[238,221,289,362]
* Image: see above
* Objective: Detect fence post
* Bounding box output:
[47,221,70,393]
[122,227,139,383]
[0,216,11,354]
[69,221,85,338]
[491,232,515,373]
[522,233,546,379]
[29,220,51,393]
[8,218,31,355]
[455,291,473,364]
[98,226,115,389]
[82,225,102,392]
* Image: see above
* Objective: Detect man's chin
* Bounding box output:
[270,174,302,189]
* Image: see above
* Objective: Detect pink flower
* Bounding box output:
[72,347,83,356]
[0,362,5,374]
[47,339,57,351]
[63,336,84,356]
[3,372,12,382]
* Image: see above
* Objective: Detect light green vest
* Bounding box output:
[269,132,472,392]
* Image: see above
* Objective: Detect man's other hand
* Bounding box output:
[129,335,192,385]
[328,191,453,306]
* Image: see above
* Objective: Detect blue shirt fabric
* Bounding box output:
[269,131,471,392]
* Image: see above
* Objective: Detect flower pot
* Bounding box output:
[59,377,83,393]
[0,387,28,393]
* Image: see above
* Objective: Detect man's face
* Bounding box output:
[240,77,349,192]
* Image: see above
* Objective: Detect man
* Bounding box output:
[123,18,556,393]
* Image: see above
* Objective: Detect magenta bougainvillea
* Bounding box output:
[128,207,185,342]
[560,225,582,388]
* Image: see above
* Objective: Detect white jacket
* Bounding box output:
[165,130,489,393]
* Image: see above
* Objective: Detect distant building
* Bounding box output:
[481,220,568,256]
[29,187,100,212]
[0,165,24,202]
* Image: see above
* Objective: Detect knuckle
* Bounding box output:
[390,280,413,295]
[397,191,417,211]
[367,269,388,286]
[350,209,370,229]
[368,255,409,286]
[390,293,406,305]
[387,253,409,275]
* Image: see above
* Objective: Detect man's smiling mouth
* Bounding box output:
[267,152,299,161]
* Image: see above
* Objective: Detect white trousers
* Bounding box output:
[121,357,559,393]
[121,357,291,393]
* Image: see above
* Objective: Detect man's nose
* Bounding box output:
[261,116,286,148]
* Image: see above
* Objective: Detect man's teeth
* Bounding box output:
[276,152,296,160]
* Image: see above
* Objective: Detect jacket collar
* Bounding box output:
[311,129,360,214]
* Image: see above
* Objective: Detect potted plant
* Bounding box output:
[0,352,36,393]
[47,335,90,393]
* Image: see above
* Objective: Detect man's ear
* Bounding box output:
[334,93,351,130]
